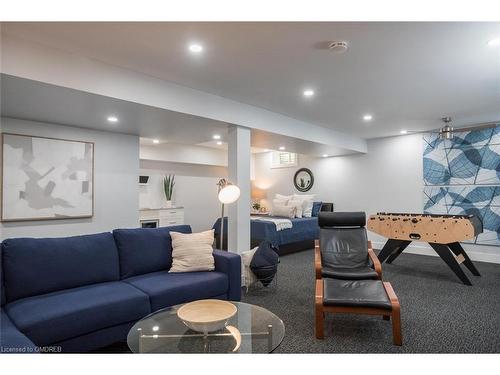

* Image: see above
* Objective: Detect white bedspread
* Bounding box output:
[251,216,293,231]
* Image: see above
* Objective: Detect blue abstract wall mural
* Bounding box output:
[423,125,500,246]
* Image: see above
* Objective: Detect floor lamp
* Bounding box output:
[217,178,241,250]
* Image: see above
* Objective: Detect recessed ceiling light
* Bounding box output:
[216,141,222,145]
[303,89,315,97]
[279,146,286,150]
[213,134,221,140]
[400,130,408,135]
[322,154,329,158]
[487,38,500,47]
[188,43,203,53]
[152,326,159,332]
[363,114,373,121]
[153,139,160,144]
[107,116,118,123]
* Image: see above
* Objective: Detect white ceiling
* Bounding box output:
[1,74,350,156]
[2,22,500,139]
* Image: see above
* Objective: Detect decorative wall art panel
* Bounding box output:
[422,125,500,246]
[1,133,94,221]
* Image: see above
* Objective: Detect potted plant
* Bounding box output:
[252,201,261,212]
[163,174,175,208]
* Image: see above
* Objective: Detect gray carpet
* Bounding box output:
[242,249,500,353]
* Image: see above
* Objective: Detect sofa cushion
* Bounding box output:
[113,225,192,279]
[123,271,229,311]
[2,233,120,302]
[1,309,37,353]
[5,281,150,347]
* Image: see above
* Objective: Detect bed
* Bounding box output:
[213,202,333,255]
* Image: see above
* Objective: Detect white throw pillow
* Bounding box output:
[271,203,296,218]
[275,194,293,201]
[169,230,215,272]
[287,199,303,218]
[293,194,315,217]
[272,198,288,208]
[241,247,258,287]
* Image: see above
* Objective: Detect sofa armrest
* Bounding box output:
[1,310,38,354]
[213,250,241,301]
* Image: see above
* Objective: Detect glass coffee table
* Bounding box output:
[127,301,285,353]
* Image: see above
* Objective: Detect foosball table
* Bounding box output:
[368,212,483,285]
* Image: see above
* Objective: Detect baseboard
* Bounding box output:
[371,241,500,264]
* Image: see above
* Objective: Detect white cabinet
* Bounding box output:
[139,207,184,228]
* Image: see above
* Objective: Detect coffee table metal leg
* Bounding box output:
[267,324,273,353]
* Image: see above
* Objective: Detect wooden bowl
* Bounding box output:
[177,300,237,333]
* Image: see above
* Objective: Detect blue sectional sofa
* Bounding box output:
[0,225,241,353]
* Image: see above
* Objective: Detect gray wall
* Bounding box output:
[140,160,227,232]
[1,117,140,239]
[253,134,500,263]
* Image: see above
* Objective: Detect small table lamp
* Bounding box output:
[217,179,241,250]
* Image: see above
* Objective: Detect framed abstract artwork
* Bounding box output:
[422,125,500,246]
[1,133,94,222]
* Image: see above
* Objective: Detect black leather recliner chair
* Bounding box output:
[314,212,402,345]
[316,211,381,280]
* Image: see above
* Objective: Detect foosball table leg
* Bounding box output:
[386,240,412,264]
[429,243,472,286]
[377,239,412,263]
[447,242,481,277]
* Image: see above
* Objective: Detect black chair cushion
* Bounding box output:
[323,279,392,310]
[250,241,279,287]
[322,266,379,280]
[320,227,370,270]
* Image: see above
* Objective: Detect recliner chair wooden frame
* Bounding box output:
[315,240,402,346]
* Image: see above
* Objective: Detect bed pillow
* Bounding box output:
[275,194,292,204]
[287,199,303,218]
[293,194,315,217]
[272,198,288,208]
[312,201,323,217]
[169,230,215,272]
[271,203,296,219]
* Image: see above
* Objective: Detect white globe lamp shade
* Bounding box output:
[218,185,240,204]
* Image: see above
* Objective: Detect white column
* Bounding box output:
[227,125,251,254]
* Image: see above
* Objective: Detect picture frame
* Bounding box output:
[1,133,94,222]
[294,168,314,192]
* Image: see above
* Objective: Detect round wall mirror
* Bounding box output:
[294,168,314,192]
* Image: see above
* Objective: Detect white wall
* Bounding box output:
[1,117,140,239]
[140,160,226,232]
[253,134,500,263]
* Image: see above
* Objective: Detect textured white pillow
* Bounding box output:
[272,198,288,208]
[287,199,303,218]
[293,194,315,217]
[241,247,258,287]
[275,194,293,201]
[169,230,215,272]
[271,203,296,218]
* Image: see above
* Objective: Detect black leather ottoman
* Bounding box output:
[323,279,392,309]
[315,278,402,345]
